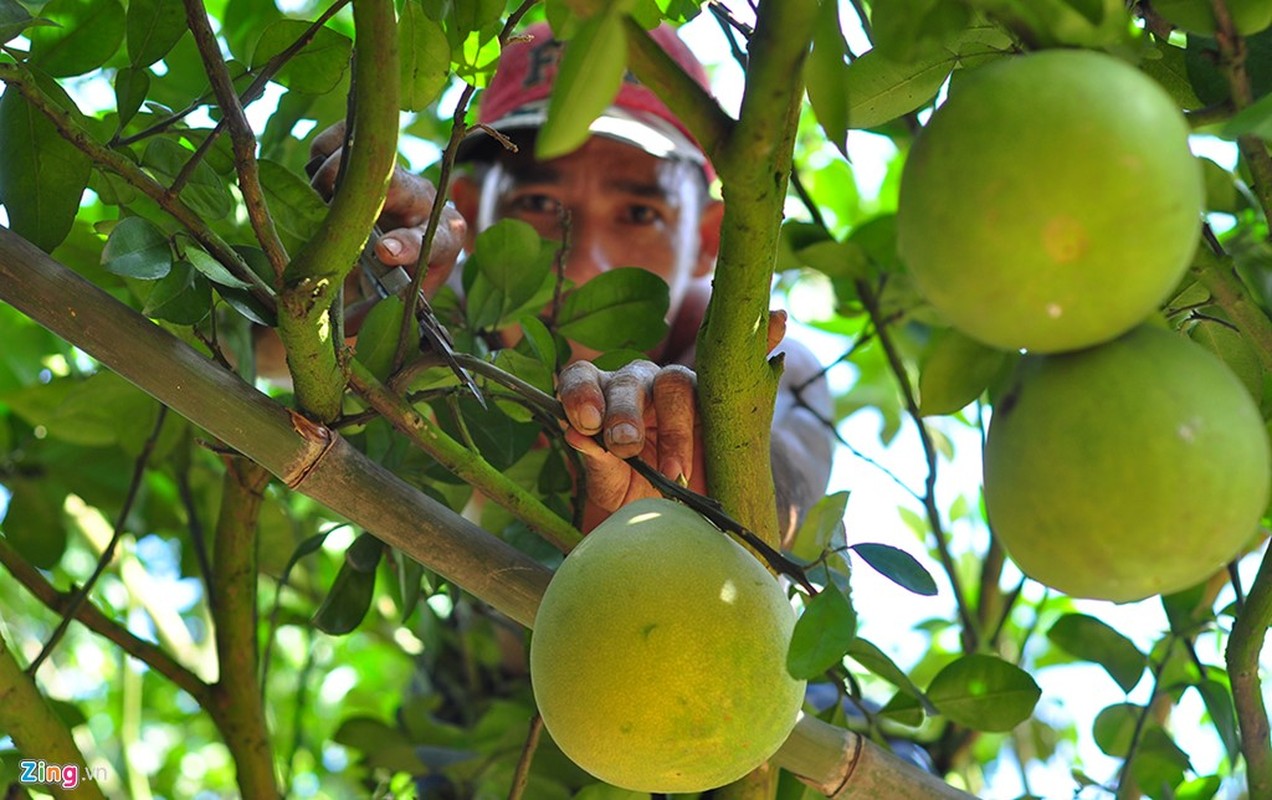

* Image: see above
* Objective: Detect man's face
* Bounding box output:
[455,136,719,358]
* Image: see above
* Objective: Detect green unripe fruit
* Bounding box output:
[530,499,805,793]
[984,326,1270,602]
[897,50,1204,353]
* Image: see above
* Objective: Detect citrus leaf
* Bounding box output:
[537,8,626,160]
[1194,679,1239,765]
[557,267,669,351]
[126,0,186,68]
[0,0,54,44]
[252,19,352,95]
[1092,702,1140,757]
[871,0,971,64]
[0,87,92,252]
[1046,613,1146,693]
[928,654,1040,731]
[1,478,68,569]
[27,0,125,77]
[786,585,857,680]
[102,216,172,279]
[919,327,1007,416]
[850,542,937,596]
[114,66,150,128]
[313,558,377,635]
[399,2,451,111]
[846,637,935,711]
[789,490,849,561]
[143,260,212,324]
[879,689,925,727]
[258,159,329,249]
[356,295,407,382]
[805,0,848,156]
[185,247,254,289]
[844,48,954,130]
[142,137,233,220]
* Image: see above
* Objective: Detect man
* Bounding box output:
[309,22,833,536]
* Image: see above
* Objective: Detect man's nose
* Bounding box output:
[563,218,615,284]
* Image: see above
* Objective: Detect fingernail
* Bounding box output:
[381,237,402,257]
[609,422,639,445]
[578,405,602,431]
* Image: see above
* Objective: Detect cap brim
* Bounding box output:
[455,101,708,172]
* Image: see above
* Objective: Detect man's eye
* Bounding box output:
[509,194,562,215]
[625,204,664,225]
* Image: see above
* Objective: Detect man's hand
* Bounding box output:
[308,122,466,299]
[557,312,790,532]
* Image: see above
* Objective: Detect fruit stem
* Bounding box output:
[1191,234,1272,373]
[1226,543,1272,798]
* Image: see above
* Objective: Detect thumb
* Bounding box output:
[767,309,788,353]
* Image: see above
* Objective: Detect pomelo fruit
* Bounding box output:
[984,326,1270,602]
[897,50,1203,354]
[530,498,805,792]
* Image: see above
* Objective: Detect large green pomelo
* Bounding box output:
[530,499,805,793]
[984,326,1270,602]
[897,50,1203,353]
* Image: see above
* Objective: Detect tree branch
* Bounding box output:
[1211,0,1272,226]
[0,629,108,800]
[1227,544,1272,798]
[0,63,275,307]
[182,0,290,278]
[277,0,399,421]
[208,459,280,799]
[0,537,212,705]
[1193,230,1272,372]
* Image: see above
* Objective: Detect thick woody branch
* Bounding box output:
[1227,545,1272,798]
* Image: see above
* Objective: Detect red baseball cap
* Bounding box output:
[456,21,715,180]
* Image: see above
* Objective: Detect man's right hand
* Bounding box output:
[308,122,467,299]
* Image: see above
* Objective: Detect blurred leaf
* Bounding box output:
[850,542,938,596]
[1,478,68,568]
[805,0,848,155]
[0,0,55,44]
[0,87,92,252]
[1222,89,1272,140]
[879,689,925,727]
[1093,702,1140,757]
[252,19,352,94]
[466,219,551,329]
[538,7,626,160]
[1194,679,1239,765]
[1140,39,1203,110]
[102,216,173,279]
[847,637,934,710]
[114,66,150,128]
[1174,775,1222,800]
[787,585,857,680]
[143,260,212,324]
[126,0,185,68]
[356,295,407,382]
[27,0,125,77]
[918,327,1007,416]
[400,2,451,111]
[789,490,849,561]
[557,267,669,351]
[346,531,385,572]
[1132,728,1192,793]
[1046,613,1146,693]
[928,654,1040,731]
[393,549,424,622]
[843,48,953,130]
[259,159,328,248]
[870,0,971,63]
[313,558,377,635]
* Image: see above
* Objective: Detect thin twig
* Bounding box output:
[507,713,544,800]
[26,407,168,676]
[1115,636,1176,799]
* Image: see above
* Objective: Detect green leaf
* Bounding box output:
[1222,89,1272,140]
[356,295,407,382]
[184,247,254,290]
[1092,702,1140,757]
[252,19,352,95]
[927,654,1040,731]
[143,260,212,324]
[0,0,54,44]
[1,478,68,569]
[537,8,626,160]
[879,689,925,727]
[918,327,1007,416]
[850,542,937,596]
[846,637,935,710]
[556,267,669,351]
[805,0,849,156]
[313,558,377,635]
[259,159,329,249]
[1046,613,1146,693]
[843,48,954,130]
[435,397,541,471]
[789,491,849,562]
[1194,679,1240,765]
[27,0,125,77]
[142,137,234,220]
[114,66,150,128]
[871,0,971,63]
[0,87,92,252]
[102,217,173,279]
[1131,728,1192,792]
[786,585,857,680]
[466,219,551,329]
[126,0,185,68]
[399,2,451,111]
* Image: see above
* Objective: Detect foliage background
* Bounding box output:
[0,0,1271,798]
